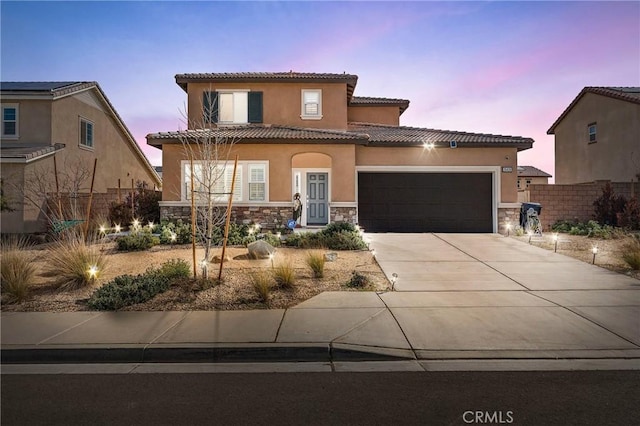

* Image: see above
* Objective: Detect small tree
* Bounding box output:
[0,179,14,212]
[177,91,239,278]
[593,183,627,226]
[108,181,160,226]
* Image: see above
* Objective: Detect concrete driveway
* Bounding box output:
[368,233,640,359]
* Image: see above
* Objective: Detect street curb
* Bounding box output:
[1,344,413,364]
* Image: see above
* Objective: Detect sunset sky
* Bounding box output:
[2,1,639,180]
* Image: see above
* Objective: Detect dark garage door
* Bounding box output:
[358,172,493,233]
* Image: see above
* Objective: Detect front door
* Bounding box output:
[306,173,328,225]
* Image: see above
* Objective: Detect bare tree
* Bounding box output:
[20,155,92,232]
[177,92,239,278]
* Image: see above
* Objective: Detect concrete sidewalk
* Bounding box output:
[2,233,639,366]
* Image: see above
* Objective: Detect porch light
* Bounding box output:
[88,265,99,279]
[592,246,598,264]
[114,224,122,233]
[552,233,559,252]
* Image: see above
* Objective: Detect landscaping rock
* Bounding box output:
[247,240,275,259]
[324,252,338,262]
[212,254,232,264]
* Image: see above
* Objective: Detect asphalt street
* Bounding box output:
[2,370,639,425]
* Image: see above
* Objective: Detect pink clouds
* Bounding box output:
[126,115,183,167]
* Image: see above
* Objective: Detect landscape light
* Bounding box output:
[132,218,140,229]
[148,221,155,230]
[88,265,99,279]
[552,233,559,252]
[527,230,533,244]
[248,227,254,235]
[269,253,274,268]
[371,249,376,257]
[276,232,281,239]
[114,224,122,233]
[170,232,177,243]
[99,225,107,234]
[592,246,598,264]
[505,222,512,237]
[391,273,398,291]
[423,141,435,150]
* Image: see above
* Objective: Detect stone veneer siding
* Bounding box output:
[161,204,357,229]
[498,207,520,234]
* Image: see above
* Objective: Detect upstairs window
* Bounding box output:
[2,105,18,138]
[80,118,94,148]
[301,89,322,119]
[203,91,263,124]
[588,122,597,143]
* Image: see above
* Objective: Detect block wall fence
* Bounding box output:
[528,181,636,230]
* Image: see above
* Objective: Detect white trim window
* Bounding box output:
[182,161,269,203]
[301,89,322,119]
[2,105,18,138]
[80,118,94,148]
[248,164,266,201]
[588,122,597,143]
[218,91,248,124]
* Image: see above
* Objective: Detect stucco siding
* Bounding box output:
[0,100,52,146]
[186,82,349,130]
[554,93,640,184]
[347,106,400,126]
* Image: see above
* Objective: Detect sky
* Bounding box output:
[2,1,639,180]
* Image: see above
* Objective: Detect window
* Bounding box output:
[301,90,322,119]
[526,179,531,188]
[203,91,263,124]
[2,105,18,137]
[80,118,94,148]
[182,161,269,202]
[588,123,597,143]
[249,164,266,201]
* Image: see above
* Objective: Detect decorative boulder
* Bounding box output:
[324,252,338,262]
[247,240,276,259]
[212,254,232,264]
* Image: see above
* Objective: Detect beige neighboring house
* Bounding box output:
[1,82,161,233]
[147,72,534,233]
[548,87,640,184]
[517,166,552,190]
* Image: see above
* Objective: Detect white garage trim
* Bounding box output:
[355,165,501,232]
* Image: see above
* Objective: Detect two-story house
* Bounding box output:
[1,82,161,233]
[517,166,552,190]
[548,86,640,184]
[147,72,533,233]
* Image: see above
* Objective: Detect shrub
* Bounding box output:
[321,230,367,250]
[622,236,640,270]
[159,220,192,245]
[284,232,320,248]
[47,236,108,290]
[108,181,160,226]
[158,259,191,280]
[87,260,184,310]
[322,222,358,235]
[108,202,132,229]
[617,197,640,230]
[305,250,325,278]
[273,262,296,289]
[250,271,273,303]
[0,237,36,303]
[260,232,282,247]
[116,230,159,251]
[593,183,627,226]
[346,271,370,288]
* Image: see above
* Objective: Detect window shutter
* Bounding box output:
[203,91,218,123]
[248,92,263,123]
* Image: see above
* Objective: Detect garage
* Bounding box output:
[357,172,494,233]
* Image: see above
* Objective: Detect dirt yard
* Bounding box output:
[1,242,389,312]
[511,232,640,280]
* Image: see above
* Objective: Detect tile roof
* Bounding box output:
[348,122,534,151]
[148,123,534,151]
[175,72,359,98]
[517,165,552,178]
[548,86,640,134]
[350,96,410,115]
[147,124,369,148]
[0,143,65,162]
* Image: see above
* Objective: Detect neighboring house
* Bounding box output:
[1,82,161,233]
[147,72,533,233]
[548,87,640,184]
[517,166,552,190]
[154,166,163,180]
